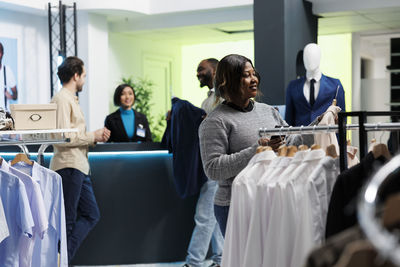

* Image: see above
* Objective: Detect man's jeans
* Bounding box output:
[57,168,100,262]
[186,179,224,267]
[214,205,230,238]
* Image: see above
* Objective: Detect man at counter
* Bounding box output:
[50,56,110,263]
[182,58,224,267]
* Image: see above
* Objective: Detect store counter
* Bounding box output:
[1,142,198,265]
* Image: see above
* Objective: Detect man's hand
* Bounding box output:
[166,110,171,121]
[94,127,110,142]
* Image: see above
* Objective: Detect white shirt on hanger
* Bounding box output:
[0,197,9,243]
[2,161,48,267]
[0,169,34,267]
[241,156,283,267]
[223,150,276,267]
[308,156,339,241]
[273,150,309,267]
[12,161,68,267]
[288,149,325,267]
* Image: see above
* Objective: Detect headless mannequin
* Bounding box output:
[303,43,322,103]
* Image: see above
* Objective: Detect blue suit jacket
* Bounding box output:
[161,97,207,199]
[285,74,345,126]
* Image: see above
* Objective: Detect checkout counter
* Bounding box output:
[1,142,198,265]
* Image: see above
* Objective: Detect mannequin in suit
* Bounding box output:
[285,43,345,126]
[105,84,152,142]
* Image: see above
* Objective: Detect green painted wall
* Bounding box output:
[108,32,182,117]
[318,33,353,113]
[108,31,352,132]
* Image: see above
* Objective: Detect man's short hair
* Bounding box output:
[206,58,219,70]
[0,42,3,54]
[57,56,84,84]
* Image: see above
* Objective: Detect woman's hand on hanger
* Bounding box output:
[258,136,284,152]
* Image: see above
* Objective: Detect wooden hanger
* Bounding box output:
[332,85,339,106]
[298,144,308,151]
[11,153,33,166]
[256,146,264,154]
[334,240,379,267]
[278,144,288,156]
[262,146,273,152]
[287,146,298,157]
[326,144,338,158]
[372,143,391,160]
[256,145,272,153]
[311,144,321,150]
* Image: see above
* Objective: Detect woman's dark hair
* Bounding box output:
[57,56,84,84]
[215,54,260,103]
[113,84,136,106]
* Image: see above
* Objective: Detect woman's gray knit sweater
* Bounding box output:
[199,101,304,206]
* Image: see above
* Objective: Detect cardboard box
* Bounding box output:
[10,104,57,130]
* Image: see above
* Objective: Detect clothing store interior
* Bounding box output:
[1,0,400,267]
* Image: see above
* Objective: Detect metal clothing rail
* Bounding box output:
[259,111,400,172]
[258,122,400,136]
[338,111,400,172]
[0,128,78,165]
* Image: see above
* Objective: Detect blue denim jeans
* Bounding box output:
[214,205,230,238]
[186,179,224,267]
[57,168,100,262]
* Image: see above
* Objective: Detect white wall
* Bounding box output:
[77,12,110,131]
[0,8,50,105]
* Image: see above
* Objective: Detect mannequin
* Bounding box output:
[303,43,321,73]
[285,43,345,126]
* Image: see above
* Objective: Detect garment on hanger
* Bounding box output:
[222,150,276,267]
[314,105,341,154]
[347,145,359,168]
[244,150,308,267]
[1,160,47,267]
[12,161,68,267]
[240,155,284,267]
[287,148,326,267]
[306,226,364,267]
[307,156,340,244]
[0,169,34,267]
[0,198,9,243]
[162,97,207,199]
[325,152,387,238]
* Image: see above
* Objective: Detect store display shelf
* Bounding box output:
[0,128,78,135]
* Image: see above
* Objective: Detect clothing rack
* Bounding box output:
[258,122,400,135]
[0,128,78,165]
[338,111,400,172]
[259,111,400,172]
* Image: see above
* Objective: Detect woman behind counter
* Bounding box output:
[105,84,152,142]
